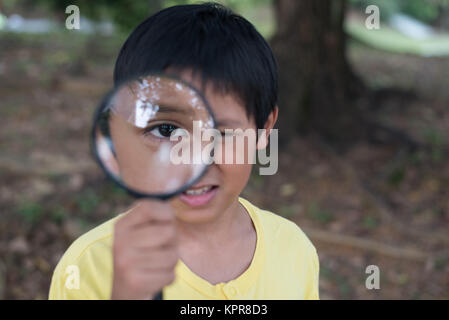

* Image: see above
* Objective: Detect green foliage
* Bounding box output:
[101,183,130,202]
[346,19,449,56]
[388,166,406,187]
[249,167,265,189]
[402,0,440,23]
[423,127,445,162]
[307,202,334,224]
[17,202,45,224]
[434,254,449,271]
[49,205,67,224]
[348,0,446,23]
[33,0,161,32]
[29,0,272,33]
[348,0,402,21]
[162,0,275,38]
[278,204,301,218]
[362,215,379,229]
[320,265,352,299]
[76,188,100,215]
[164,0,271,11]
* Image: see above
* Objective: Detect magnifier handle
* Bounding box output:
[154,291,163,300]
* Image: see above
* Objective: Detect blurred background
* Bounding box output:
[0,0,448,299]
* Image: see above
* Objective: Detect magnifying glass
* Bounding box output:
[90,73,217,299]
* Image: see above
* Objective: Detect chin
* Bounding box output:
[175,206,220,223]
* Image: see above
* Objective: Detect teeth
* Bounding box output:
[185,186,213,195]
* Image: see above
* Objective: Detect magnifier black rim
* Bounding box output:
[90,72,217,201]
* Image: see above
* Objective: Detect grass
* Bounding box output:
[278,204,301,218]
[388,166,406,187]
[434,254,449,271]
[362,215,380,229]
[346,18,449,57]
[307,202,334,224]
[321,265,353,299]
[100,182,130,201]
[422,127,446,162]
[17,201,45,224]
[249,167,266,190]
[76,188,101,215]
[49,205,68,224]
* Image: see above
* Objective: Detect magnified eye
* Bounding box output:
[145,124,179,138]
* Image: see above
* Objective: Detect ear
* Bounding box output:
[257,106,278,150]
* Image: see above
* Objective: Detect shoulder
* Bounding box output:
[239,197,317,257]
[60,214,120,265]
[49,214,122,299]
[239,198,320,299]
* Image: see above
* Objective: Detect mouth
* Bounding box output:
[179,185,218,207]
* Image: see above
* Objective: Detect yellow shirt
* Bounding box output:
[49,197,319,300]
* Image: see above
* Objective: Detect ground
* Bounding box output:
[0,31,448,299]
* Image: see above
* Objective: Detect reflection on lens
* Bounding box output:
[93,74,215,197]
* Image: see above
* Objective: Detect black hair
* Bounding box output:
[113,2,278,129]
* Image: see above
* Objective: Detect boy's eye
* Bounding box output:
[145,124,179,138]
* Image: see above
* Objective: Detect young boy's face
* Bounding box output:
[167,69,276,223]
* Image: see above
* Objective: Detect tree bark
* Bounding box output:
[271,0,365,145]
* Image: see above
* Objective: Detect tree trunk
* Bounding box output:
[271,0,364,145]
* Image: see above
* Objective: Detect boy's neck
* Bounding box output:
[175,198,257,285]
[175,198,251,248]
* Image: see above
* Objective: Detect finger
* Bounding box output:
[135,248,179,270]
[120,199,175,228]
[127,224,178,249]
[138,270,176,294]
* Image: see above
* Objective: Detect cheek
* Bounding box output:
[218,163,252,192]
[211,135,255,194]
[213,135,258,164]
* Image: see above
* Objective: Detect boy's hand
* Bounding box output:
[111,200,178,300]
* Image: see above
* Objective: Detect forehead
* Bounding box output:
[167,68,254,128]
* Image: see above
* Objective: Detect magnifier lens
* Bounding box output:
[93,75,215,197]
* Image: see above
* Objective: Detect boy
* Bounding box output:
[49,2,319,300]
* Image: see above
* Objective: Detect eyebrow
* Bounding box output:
[215,119,245,127]
[153,104,192,114]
